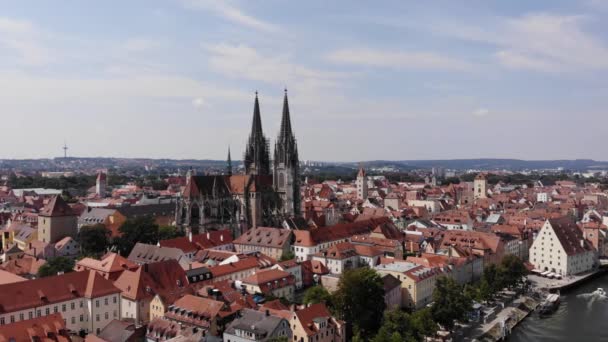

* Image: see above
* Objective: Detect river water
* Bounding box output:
[508,274,608,342]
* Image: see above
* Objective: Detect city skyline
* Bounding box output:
[2,0,608,160]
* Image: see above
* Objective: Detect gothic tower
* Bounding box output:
[356,165,368,200]
[244,92,271,176]
[226,147,233,176]
[273,89,300,216]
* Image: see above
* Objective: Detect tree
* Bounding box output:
[78,224,111,256]
[38,257,75,278]
[499,255,527,289]
[158,225,184,241]
[410,307,438,339]
[431,276,472,331]
[332,267,386,339]
[279,250,296,261]
[116,216,159,256]
[303,285,332,306]
[478,278,493,302]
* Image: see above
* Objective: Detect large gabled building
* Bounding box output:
[530,217,597,276]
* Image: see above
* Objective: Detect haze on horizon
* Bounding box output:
[2,0,608,161]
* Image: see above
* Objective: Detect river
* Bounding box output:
[508,274,608,341]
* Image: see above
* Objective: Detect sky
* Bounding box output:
[1,0,608,161]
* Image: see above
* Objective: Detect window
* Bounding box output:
[28,312,33,319]
[96,314,100,322]
[45,308,50,315]
[10,316,14,323]
[54,306,58,313]
[105,312,109,319]
[71,317,75,324]
[37,310,41,317]
[104,298,108,306]
[96,300,99,308]
[80,300,84,308]
[62,304,66,312]
[0,318,4,325]
[19,313,23,321]
[113,296,117,304]
[80,315,84,322]
[71,302,75,310]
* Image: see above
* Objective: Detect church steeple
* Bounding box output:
[251,92,264,140]
[244,92,270,175]
[279,88,293,141]
[226,146,233,176]
[273,88,300,216]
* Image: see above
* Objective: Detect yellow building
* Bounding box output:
[375,261,444,310]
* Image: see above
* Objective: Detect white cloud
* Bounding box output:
[326,48,471,71]
[180,0,279,33]
[473,108,489,117]
[206,43,346,88]
[0,17,54,66]
[430,13,608,72]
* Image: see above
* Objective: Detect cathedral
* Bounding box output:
[175,90,300,236]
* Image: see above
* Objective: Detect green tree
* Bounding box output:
[38,257,75,278]
[78,224,111,257]
[410,307,438,339]
[303,285,332,306]
[431,276,472,331]
[332,267,386,339]
[499,255,527,289]
[478,278,493,302]
[116,216,159,256]
[158,225,184,241]
[279,250,296,261]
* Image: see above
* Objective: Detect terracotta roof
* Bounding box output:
[548,217,595,256]
[76,252,138,276]
[234,227,292,249]
[0,270,26,285]
[39,195,76,217]
[0,313,69,342]
[294,303,336,337]
[166,294,226,324]
[0,255,46,276]
[0,270,120,314]
[160,231,233,253]
[294,217,391,247]
[113,260,188,301]
[208,256,271,278]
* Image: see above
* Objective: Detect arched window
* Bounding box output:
[279,173,285,188]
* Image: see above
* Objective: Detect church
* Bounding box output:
[175,90,300,236]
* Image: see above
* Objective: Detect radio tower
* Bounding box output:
[62,141,68,158]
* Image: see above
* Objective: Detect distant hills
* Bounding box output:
[1,157,607,172]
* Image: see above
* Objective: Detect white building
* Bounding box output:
[0,270,121,335]
[530,218,597,276]
[537,192,549,203]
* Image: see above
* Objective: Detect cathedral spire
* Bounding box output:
[251,91,264,139]
[226,146,233,176]
[244,92,270,175]
[279,88,293,140]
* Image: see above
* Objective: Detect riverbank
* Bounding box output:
[460,295,539,342]
[527,268,608,291]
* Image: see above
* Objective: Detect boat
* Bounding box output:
[538,293,561,316]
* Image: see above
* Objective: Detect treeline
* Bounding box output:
[8,174,95,192]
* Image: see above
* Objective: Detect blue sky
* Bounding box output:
[1,0,608,161]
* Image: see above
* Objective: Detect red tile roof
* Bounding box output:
[39,195,76,217]
[0,271,120,314]
[0,313,69,342]
[294,217,391,247]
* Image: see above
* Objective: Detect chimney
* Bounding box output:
[206,232,210,240]
[220,234,224,242]
[29,242,32,249]
[581,239,585,248]
[188,231,193,243]
[189,263,192,270]
[265,309,270,317]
